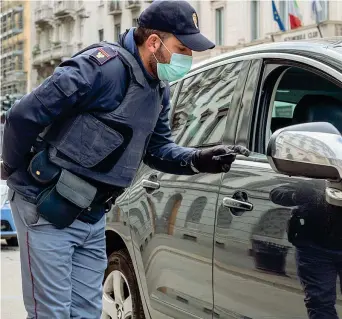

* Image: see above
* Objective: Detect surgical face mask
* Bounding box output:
[153,39,192,82]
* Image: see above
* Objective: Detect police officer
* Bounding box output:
[1,1,249,318]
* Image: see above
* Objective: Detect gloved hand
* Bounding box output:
[192,145,250,174]
[0,161,14,180]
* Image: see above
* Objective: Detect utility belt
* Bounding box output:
[28,149,123,229]
[287,211,342,250]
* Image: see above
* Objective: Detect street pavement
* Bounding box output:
[1,240,26,319]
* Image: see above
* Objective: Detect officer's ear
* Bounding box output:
[145,34,162,54]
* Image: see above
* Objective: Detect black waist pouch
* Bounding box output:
[28,149,61,184]
[36,169,97,229]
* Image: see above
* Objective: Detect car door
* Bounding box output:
[214,55,342,318]
[127,58,251,319]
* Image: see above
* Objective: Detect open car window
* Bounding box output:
[265,66,342,151]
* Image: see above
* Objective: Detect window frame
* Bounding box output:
[249,59,342,156]
[98,28,104,42]
[229,53,342,165]
[215,7,224,46]
[114,23,121,42]
[250,0,260,41]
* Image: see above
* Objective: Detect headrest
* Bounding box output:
[271,117,293,133]
[292,95,342,133]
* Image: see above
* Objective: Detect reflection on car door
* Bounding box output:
[127,59,249,318]
[214,58,342,318]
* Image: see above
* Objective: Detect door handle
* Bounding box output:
[223,197,253,211]
[141,179,160,190]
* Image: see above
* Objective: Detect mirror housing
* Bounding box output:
[267,122,342,181]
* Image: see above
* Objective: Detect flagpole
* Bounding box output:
[316,23,323,38]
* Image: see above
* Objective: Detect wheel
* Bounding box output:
[102,249,145,319]
[6,237,18,246]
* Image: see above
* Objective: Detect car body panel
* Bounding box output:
[1,200,17,239]
[213,47,342,317]
[123,57,254,318]
[0,183,17,240]
[128,168,219,318]
[105,37,342,319]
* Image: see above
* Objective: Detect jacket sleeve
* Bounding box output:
[1,54,105,170]
[143,84,197,175]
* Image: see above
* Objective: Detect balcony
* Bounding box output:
[108,0,122,15]
[51,43,75,62]
[125,0,140,10]
[32,48,53,67]
[0,27,23,40]
[35,6,53,25]
[0,4,23,19]
[54,1,76,18]
[0,49,23,60]
[270,21,342,42]
[5,70,26,84]
[33,43,75,67]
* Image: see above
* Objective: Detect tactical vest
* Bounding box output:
[43,44,164,188]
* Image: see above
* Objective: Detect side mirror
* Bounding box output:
[267,122,342,181]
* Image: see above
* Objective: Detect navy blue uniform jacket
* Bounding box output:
[2,29,196,222]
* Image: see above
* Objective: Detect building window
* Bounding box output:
[114,24,121,41]
[17,55,24,70]
[98,29,104,41]
[16,11,24,29]
[314,0,329,23]
[79,20,84,40]
[279,0,288,30]
[132,18,138,27]
[17,41,24,51]
[250,0,259,41]
[1,16,7,33]
[215,7,224,46]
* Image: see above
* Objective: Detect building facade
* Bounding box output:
[30,0,342,88]
[1,0,31,98]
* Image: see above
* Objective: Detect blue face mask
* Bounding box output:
[154,40,193,82]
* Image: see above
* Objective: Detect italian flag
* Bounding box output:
[289,0,303,29]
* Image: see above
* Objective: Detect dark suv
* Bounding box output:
[101,38,342,319]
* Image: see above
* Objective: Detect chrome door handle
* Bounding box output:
[223,197,253,211]
[141,179,160,190]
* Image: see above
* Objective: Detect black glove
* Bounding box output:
[192,145,250,174]
[1,161,14,180]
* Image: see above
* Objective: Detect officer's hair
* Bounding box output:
[134,27,171,46]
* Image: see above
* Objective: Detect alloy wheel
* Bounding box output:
[102,270,133,319]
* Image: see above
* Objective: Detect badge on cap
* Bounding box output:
[89,47,118,66]
[192,13,199,29]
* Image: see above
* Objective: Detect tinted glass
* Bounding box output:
[171,61,243,147]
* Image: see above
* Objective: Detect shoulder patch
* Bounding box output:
[89,47,118,66]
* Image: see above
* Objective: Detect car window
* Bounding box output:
[264,66,342,152]
[171,61,243,147]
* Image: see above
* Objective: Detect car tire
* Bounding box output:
[6,237,18,246]
[102,249,145,319]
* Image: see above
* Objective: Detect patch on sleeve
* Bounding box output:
[89,47,118,66]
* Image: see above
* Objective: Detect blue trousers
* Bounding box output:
[9,189,107,319]
[296,244,342,319]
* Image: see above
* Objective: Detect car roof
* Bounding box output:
[190,37,342,73]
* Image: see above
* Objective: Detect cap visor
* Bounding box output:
[175,32,215,52]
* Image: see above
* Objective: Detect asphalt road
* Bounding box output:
[1,240,26,319]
